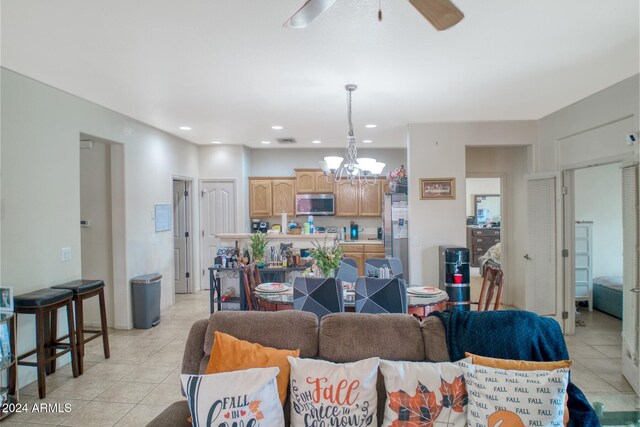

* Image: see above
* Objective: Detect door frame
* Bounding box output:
[465,173,509,304]
[172,175,195,294]
[199,178,239,287]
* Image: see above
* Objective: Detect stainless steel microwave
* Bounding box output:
[295,193,335,216]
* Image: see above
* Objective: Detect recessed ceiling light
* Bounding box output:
[261,141,271,144]
[363,139,373,143]
[312,140,322,144]
[210,141,221,144]
[271,125,283,130]
[179,126,192,131]
[365,124,377,128]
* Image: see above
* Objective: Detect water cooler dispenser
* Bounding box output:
[443,247,470,311]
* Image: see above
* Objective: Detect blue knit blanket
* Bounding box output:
[430,310,599,426]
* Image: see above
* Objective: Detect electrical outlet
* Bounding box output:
[61,247,72,262]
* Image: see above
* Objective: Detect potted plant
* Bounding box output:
[309,238,344,278]
[249,232,268,267]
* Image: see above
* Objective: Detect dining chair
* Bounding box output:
[293,277,344,319]
[364,257,404,279]
[336,258,359,285]
[242,264,262,311]
[474,261,504,311]
[355,277,408,314]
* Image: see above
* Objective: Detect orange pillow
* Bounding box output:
[465,353,572,426]
[206,331,300,405]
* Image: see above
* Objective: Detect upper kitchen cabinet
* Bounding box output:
[272,178,296,216]
[249,179,273,218]
[359,180,383,217]
[295,169,334,193]
[335,181,359,216]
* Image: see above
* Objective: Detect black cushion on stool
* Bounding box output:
[14,288,74,308]
[52,279,104,295]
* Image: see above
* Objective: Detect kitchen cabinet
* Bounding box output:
[272,179,296,216]
[341,243,385,276]
[295,169,334,193]
[359,180,383,216]
[335,181,359,216]
[249,179,273,218]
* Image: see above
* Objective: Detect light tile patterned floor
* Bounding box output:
[8,288,638,425]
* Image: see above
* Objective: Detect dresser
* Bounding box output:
[575,222,593,311]
[466,227,501,267]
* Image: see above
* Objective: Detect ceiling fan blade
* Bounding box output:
[283,0,337,28]
[408,0,464,31]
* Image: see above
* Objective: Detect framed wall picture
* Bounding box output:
[0,286,13,313]
[420,178,456,200]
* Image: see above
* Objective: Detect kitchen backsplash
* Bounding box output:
[259,215,383,240]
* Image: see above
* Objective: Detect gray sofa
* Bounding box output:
[147,310,449,427]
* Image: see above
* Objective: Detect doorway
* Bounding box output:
[200,179,237,290]
[173,178,193,294]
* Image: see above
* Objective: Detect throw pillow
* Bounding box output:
[466,353,572,425]
[206,331,300,405]
[379,360,468,427]
[181,367,284,427]
[288,356,379,427]
[458,360,570,427]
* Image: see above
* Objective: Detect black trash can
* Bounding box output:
[131,273,162,329]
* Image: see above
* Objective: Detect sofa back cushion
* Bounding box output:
[421,316,450,362]
[319,313,427,423]
[200,311,319,373]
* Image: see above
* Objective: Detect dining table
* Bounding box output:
[254,283,449,318]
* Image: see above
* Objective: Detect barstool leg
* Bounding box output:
[35,309,47,399]
[74,297,84,375]
[98,289,110,359]
[49,309,58,374]
[66,302,79,378]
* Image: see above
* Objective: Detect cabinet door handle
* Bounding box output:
[631,288,640,293]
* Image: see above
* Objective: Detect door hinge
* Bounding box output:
[562,311,569,320]
[562,249,569,258]
[201,190,206,197]
[203,269,205,276]
[185,231,189,238]
[561,186,568,195]
[186,272,190,278]
[184,190,189,197]
[202,230,205,237]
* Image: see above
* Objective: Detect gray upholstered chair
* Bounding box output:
[336,258,359,284]
[364,257,404,279]
[355,277,408,314]
[293,277,344,319]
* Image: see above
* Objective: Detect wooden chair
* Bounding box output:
[242,264,262,311]
[476,262,504,311]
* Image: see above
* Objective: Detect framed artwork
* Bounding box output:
[420,178,456,200]
[0,286,13,313]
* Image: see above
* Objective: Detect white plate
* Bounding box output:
[407,286,442,296]
[255,283,290,293]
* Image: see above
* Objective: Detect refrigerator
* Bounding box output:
[383,193,409,283]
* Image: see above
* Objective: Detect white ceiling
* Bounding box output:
[1,0,638,148]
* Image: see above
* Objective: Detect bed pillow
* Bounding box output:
[181,367,284,427]
[206,331,299,405]
[458,360,569,427]
[379,360,468,427]
[288,356,379,427]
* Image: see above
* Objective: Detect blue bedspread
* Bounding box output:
[430,310,599,427]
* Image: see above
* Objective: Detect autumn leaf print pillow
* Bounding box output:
[379,360,469,427]
[181,367,284,427]
[287,356,380,427]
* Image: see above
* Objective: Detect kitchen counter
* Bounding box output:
[216,233,336,240]
[339,240,384,245]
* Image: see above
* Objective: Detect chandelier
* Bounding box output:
[319,84,385,185]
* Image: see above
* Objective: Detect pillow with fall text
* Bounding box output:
[379,360,469,427]
[287,356,379,427]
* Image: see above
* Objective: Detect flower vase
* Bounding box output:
[322,268,336,278]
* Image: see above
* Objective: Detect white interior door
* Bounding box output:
[525,173,565,330]
[621,163,639,394]
[173,180,190,293]
[201,180,237,289]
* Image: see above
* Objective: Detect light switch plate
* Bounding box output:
[61,247,72,262]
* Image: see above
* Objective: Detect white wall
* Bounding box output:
[575,163,623,278]
[465,178,501,217]
[1,68,200,387]
[249,148,406,177]
[406,121,536,303]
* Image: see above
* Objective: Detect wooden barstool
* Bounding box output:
[14,288,79,399]
[52,279,110,375]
